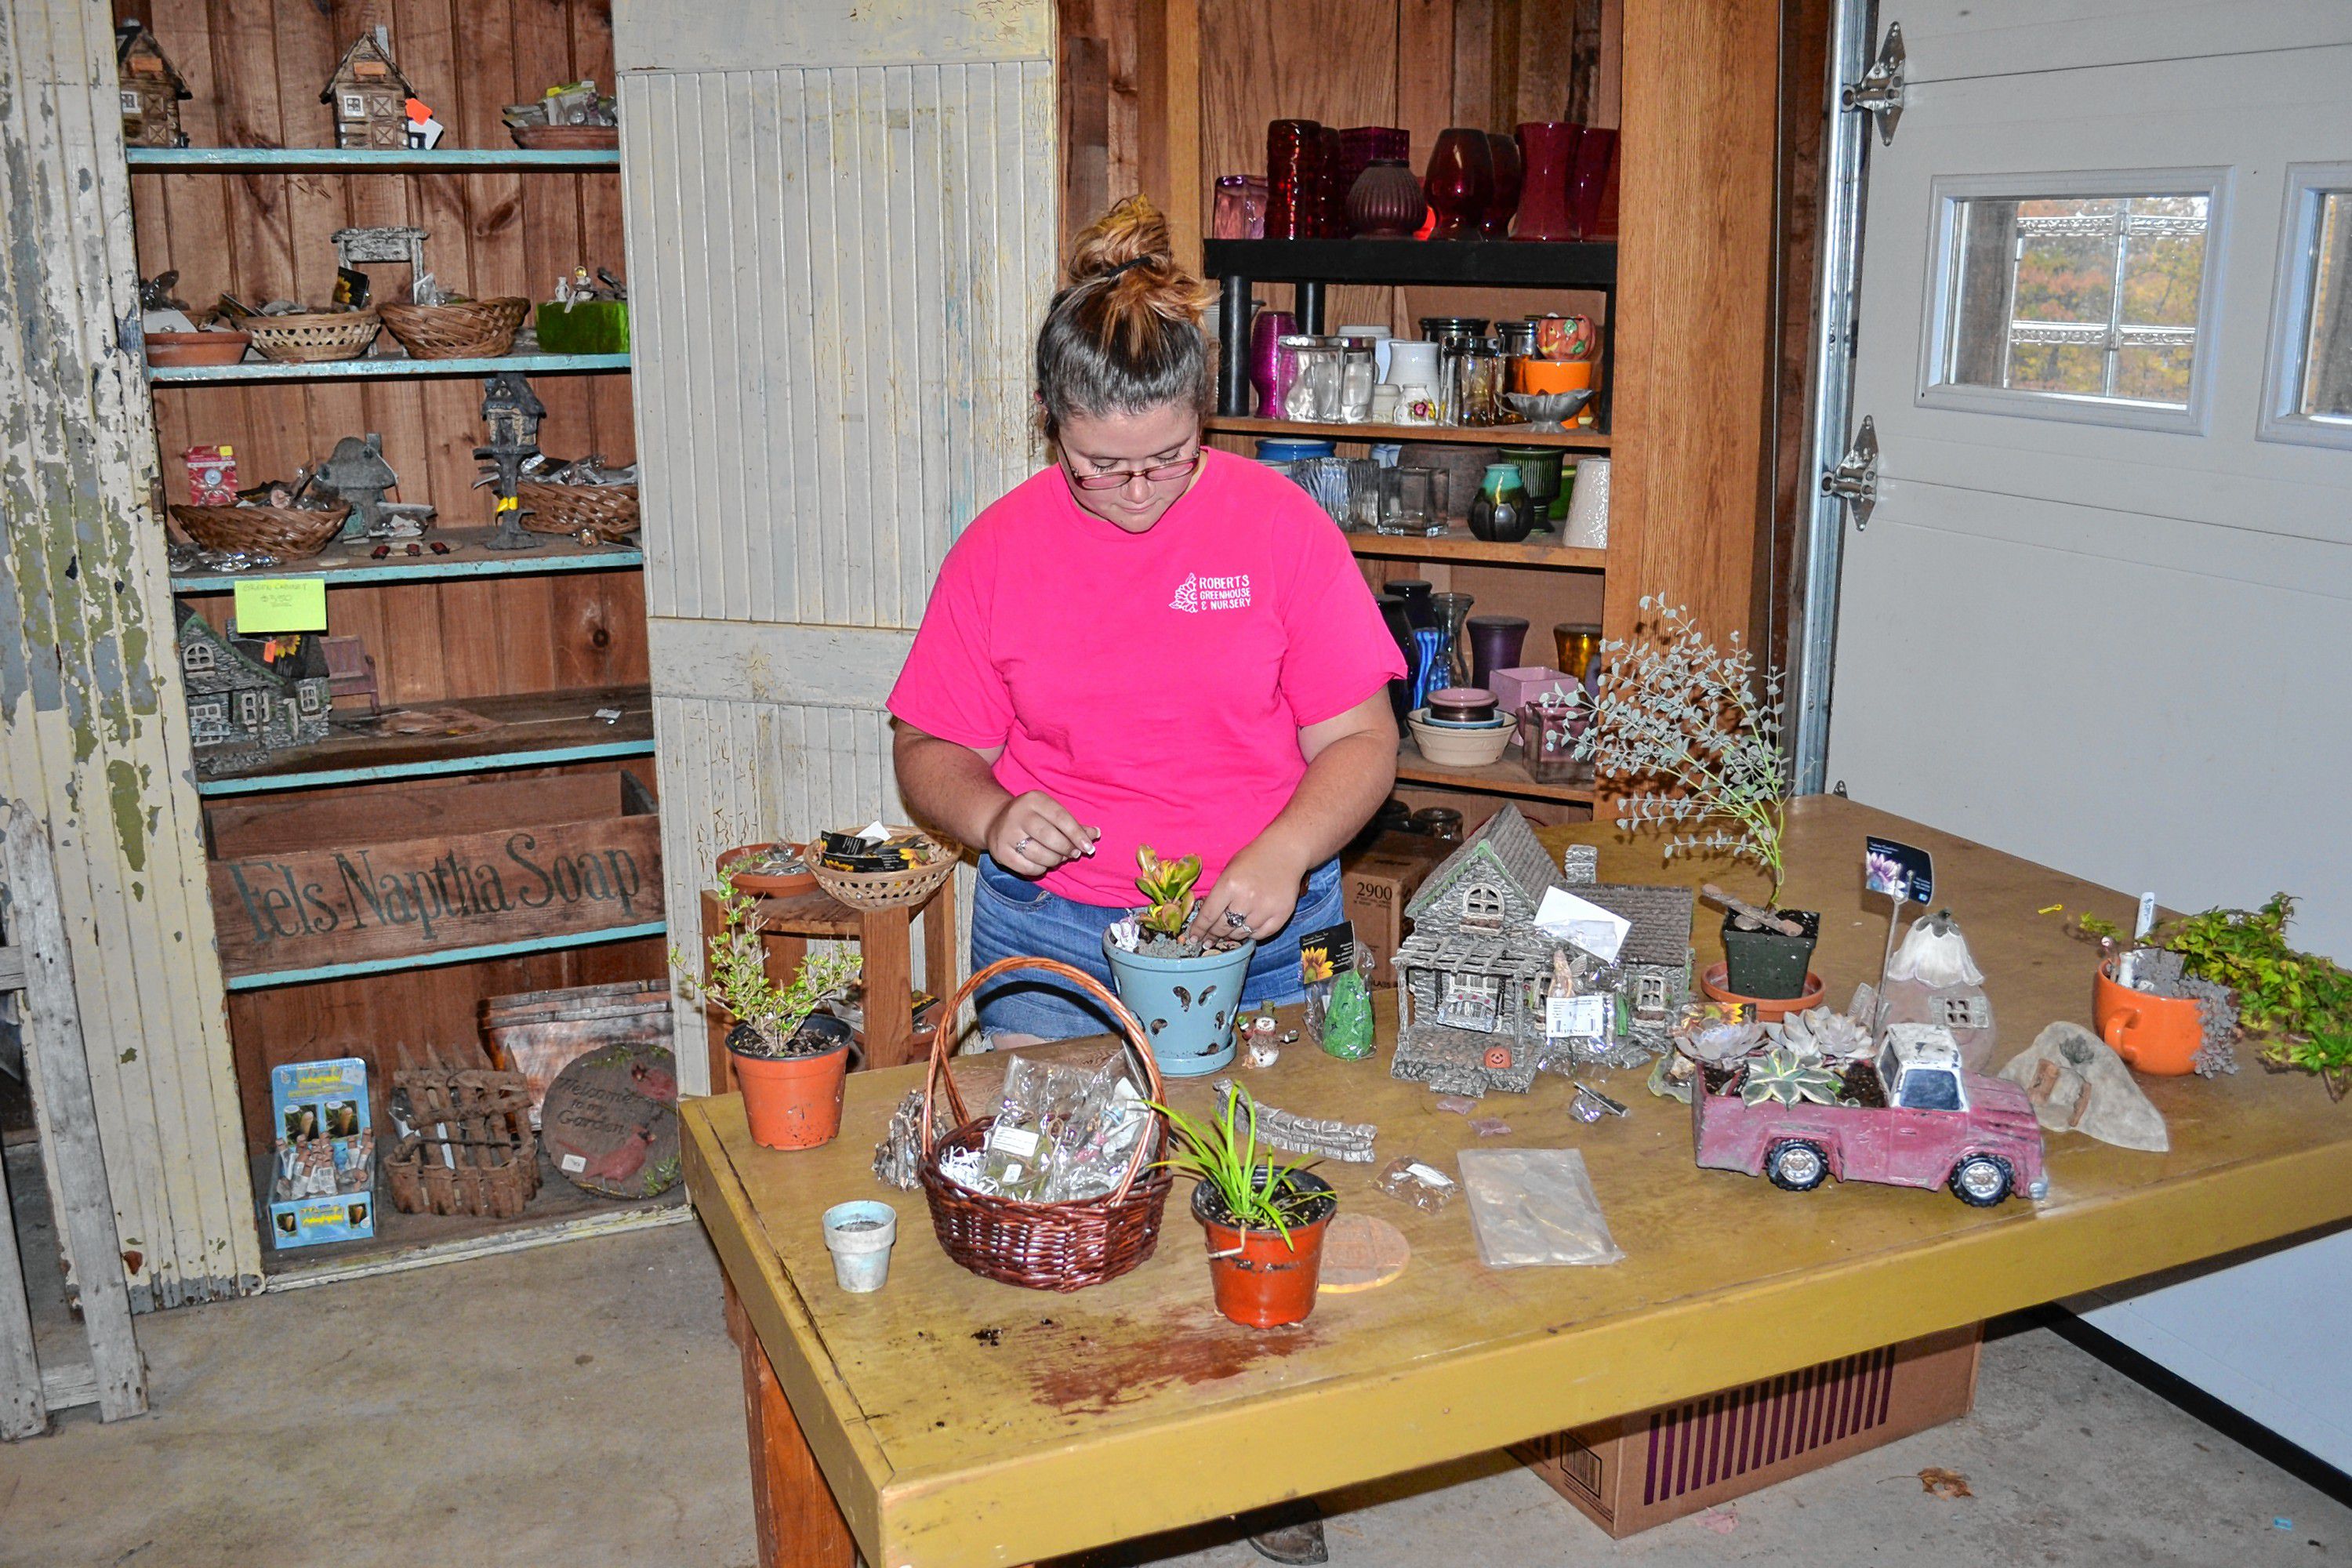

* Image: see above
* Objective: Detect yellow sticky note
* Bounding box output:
[232,578,328,633]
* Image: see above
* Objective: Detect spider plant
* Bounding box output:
[1151,1090,1317,1243]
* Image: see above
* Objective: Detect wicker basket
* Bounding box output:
[512,123,619,151]
[378,296,530,360]
[808,826,959,910]
[244,310,381,363]
[518,481,641,541]
[169,502,350,558]
[918,957,1173,1291]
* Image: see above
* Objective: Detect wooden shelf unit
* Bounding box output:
[128,0,662,1272]
[1396,738,1596,804]
[1344,529,1606,569]
[1202,415,1608,449]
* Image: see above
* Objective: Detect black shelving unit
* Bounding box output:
[1205,238,1619,428]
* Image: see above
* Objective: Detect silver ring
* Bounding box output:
[1225,909,1250,930]
[1013,835,1031,858]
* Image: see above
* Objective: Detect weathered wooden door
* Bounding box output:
[613,2,1054,1090]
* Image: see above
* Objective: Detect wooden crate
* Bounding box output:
[1512,1324,1983,1537]
[204,768,662,982]
[481,977,673,1126]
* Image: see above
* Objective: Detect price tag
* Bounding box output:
[231,577,327,633]
[1546,993,1606,1037]
[2135,892,2158,942]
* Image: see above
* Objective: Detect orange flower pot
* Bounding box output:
[1700,962,1828,1024]
[1519,358,1594,394]
[2092,959,2205,1076]
[731,1019,852,1149]
[1193,1172,1336,1329]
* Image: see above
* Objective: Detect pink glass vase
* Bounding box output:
[1512,122,1580,241]
[1249,307,1297,416]
[1422,129,1494,241]
[1480,132,1523,239]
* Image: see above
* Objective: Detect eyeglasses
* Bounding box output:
[1062,450,1203,492]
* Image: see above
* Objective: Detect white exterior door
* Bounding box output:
[1825,4,2352,1469]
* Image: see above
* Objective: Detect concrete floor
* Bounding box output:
[2,1222,2346,1568]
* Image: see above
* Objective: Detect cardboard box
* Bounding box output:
[1512,1324,1982,1537]
[1341,833,1448,987]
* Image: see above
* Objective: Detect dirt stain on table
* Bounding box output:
[1024,1311,1319,1416]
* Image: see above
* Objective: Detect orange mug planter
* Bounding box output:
[2092,958,2204,1076]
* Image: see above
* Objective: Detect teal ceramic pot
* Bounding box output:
[1103,931,1258,1077]
[1466,462,1532,543]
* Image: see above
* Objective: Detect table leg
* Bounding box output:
[725,1277,857,1568]
[857,904,916,1069]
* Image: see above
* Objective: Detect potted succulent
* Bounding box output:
[1104,847,1256,1078]
[1577,597,1815,1000]
[1156,1090,1338,1329]
[671,887,862,1149]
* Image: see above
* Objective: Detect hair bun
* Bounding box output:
[1067,194,1175,285]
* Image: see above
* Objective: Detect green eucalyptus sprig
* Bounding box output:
[1151,1090,1318,1245]
[1574,597,1791,902]
[670,887,862,1056]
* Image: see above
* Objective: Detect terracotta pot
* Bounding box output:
[730,1017,852,1150]
[1194,1171,1337,1329]
[1700,962,1828,1024]
[2093,958,2205,1076]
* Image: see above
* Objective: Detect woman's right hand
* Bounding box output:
[985,791,1100,877]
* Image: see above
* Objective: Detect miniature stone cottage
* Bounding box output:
[178,612,331,775]
[116,24,191,148]
[322,32,416,150]
[1389,806,1697,1095]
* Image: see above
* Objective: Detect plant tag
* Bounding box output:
[1546,993,1606,1038]
[559,1153,586,1174]
[2135,892,2157,942]
[1864,837,1934,903]
[233,578,327,633]
[1298,920,1356,985]
[987,1125,1040,1159]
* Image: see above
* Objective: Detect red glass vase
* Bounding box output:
[1265,118,1322,240]
[1568,125,1618,240]
[1512,122,1580,241]
[1480,132,1523,239]
[1315,124,1346,236]
[1422,129,1494,241]
[1338,125,1409,202]
[1347,159,1425,238]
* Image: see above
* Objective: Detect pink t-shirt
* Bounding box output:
[888,448,1405,906]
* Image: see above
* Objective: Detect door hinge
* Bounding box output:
[1822,416,1879,531]
[1840,21,1905,145]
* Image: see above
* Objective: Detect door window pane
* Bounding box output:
[2295,191,2350,419]
[1939,191,2211,411]
[2261,167,2352,448]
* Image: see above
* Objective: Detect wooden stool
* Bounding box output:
[701,878,958,1093]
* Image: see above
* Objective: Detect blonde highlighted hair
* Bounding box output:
[1036,196,1215,434]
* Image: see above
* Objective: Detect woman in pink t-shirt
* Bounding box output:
[888,197,1405,1041]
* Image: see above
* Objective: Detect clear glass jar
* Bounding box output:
[1337,336,1379,422]
[1279,335,1344,421]
[1448,341,1507,426]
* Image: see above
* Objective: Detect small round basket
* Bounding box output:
[919,957,1172,1292]
[512,124,619,151]
[518,482,640,541]
[377,297,530,360]
[808,826,958,911]
[245,311,381,363]
[169,503,352,558]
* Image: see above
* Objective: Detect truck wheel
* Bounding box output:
[1766,1141,1828,1192]
[1949,1153,2013,1207]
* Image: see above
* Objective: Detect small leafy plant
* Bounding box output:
[1739,1047,1842,1108]
[2155,896,2352,1097]
[1135,845,1203,938]
[1152,1091,1320,1245]
[1575,598,1792,902]
[670,887,862,1058]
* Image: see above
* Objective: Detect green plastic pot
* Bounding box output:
[1719,909,1820,1000]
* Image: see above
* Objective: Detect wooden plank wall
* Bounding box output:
[120,0,647,706]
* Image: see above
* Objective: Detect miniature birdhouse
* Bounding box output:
[474,373,547,550]
[317,434,401,540]
[321,31,416,150]
[116,24,191,149]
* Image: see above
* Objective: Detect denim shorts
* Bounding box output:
[970,854,1344,1040]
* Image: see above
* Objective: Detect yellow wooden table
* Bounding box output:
[684,797,2352,1568]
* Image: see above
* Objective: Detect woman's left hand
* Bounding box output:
[1187,837,1310,945]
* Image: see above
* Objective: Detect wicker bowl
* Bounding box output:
[170,503,351,558]
[512,123,619,151]
[378,297,529,360]
[518,482,641,542]
[245,311,381,363]
[808,826,959,910]
[918,957,1172,1292]
[144,329,251,368]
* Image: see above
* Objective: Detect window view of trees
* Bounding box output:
[2299,191,2350,419]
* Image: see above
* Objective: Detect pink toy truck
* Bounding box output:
[1693,1025,2048,1206]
